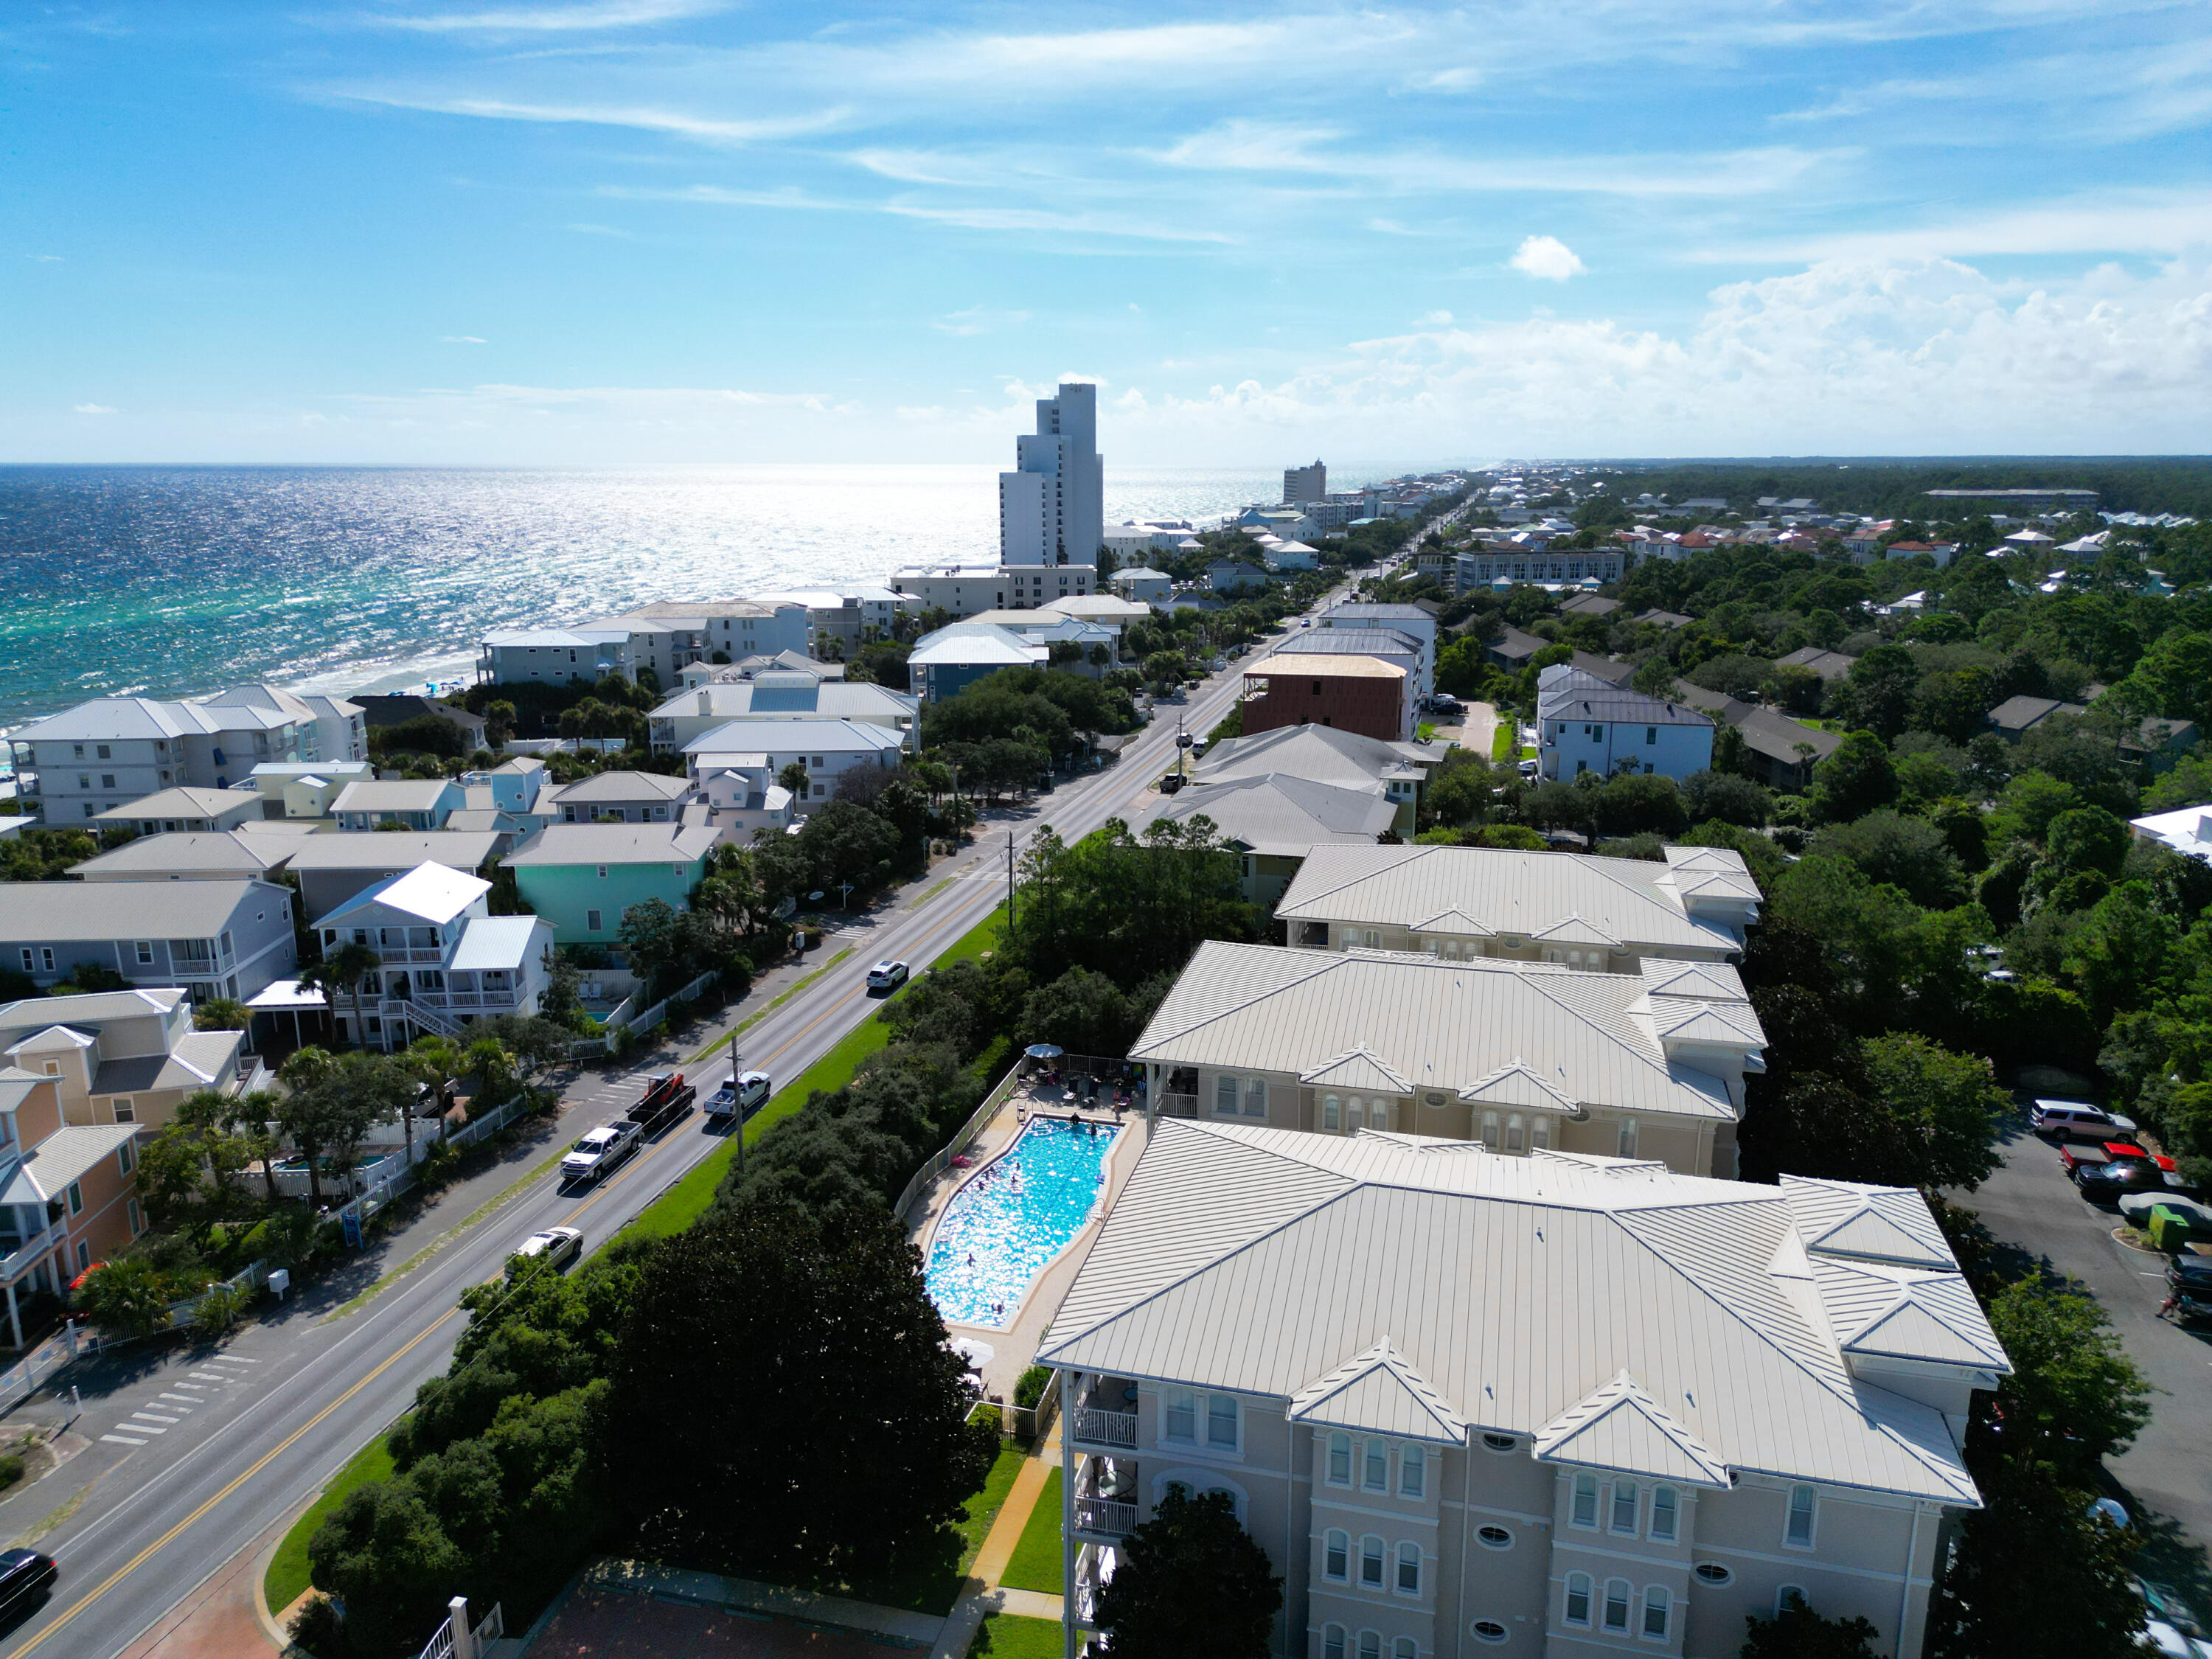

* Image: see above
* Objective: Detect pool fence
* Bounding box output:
[890,1051,1141,1226]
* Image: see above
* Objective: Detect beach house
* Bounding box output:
[0,1066,145,1333]
[330,778,469,832]
[1537,667,1714,783]
[503,824,719,947]
[544,771,699,825]
[91,787,265,838]
[0,988,262,1131]
[281,832,504,923]
[645,672,917,755]
[1129,941,1765,1178]
[679,719,905,810]
[310,865,556,1051]
[1040,1119,2003,1659]
[0,879,298,1005]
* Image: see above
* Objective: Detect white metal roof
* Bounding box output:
[1198,724,1431,788]
[0,879,279,939]
[93,787,259,824]
[448,915,552,972]
[503,822,720,867]
[282,832,501,872]
[0,1123,140,1204]
[68,832,295,880]
[546,771,693,805]
[681,718,905,757]
[1276,842,1755,950]
[1130,942,1760,1125]
[320,863,490,927]
[1038,1121,1997,1505]
[1130,775,1397,859]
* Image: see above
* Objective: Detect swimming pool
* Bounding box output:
[927,1116,1121,1330]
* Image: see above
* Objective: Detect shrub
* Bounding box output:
[193,1284,243,1338]
[0,1454,24,1492]
[287,1593,347,1658]
[1013,1364,1052,1410]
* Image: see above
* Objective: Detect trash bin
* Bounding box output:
[2149,1206,2192,1253]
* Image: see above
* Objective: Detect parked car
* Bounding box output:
[560,1120,641,1184]
[0,1550,56,1622]
[2073,1157,2176,1203]
[1158,772,1185,794]
[706,1071,772,1121]
[2031,1099,2138,1141]
[508,1226,583,1276]
[2121,1192,2212,1227]
[866,959,911,993]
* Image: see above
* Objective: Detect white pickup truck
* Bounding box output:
[560,1119,641,1184]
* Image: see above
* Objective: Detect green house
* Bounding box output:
[504,823,720,947]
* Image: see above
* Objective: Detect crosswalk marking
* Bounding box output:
[131,1413,180,1425]
[187,1371,227,1382]
[121,1422,165,1435]
[157,1394,196,1408]
[100,1434,145,1447]
[212,1354,257,1363]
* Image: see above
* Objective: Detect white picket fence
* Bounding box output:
[0,1329,75,1412]
[609,970,718,1037]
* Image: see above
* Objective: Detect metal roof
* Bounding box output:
[1130,776,1397,859]
[94,787,259,824]
[1038,1121,1997,1505]
[1537,665,1713,728]
[282,832,501,872]
[650,680,916,722]
[1130,942,1760,1125]
[0,879,281,939]
[321,863,490,927]
[1249,653,1406,681]
[1276,843,1754,951]
[545,771,693,804]
[448,915,553,972]
[69,832,294,880]
[503,823,720,867]
[1199,725,1430,788]
[330,780,459,813]
[0,1123,139,1204]
[682,718,905,757]
[0,990,184,1035]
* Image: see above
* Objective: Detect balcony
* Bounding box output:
[1074,1458,1137,1540]
[1074,1406,1137,1448]
[1073,1495,1136,1540]
[1155,1093,1199,1120]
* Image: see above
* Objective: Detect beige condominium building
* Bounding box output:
[1130,942,1765,1179]
[1274,845,1761,970]
[1039,1121,2006,1659]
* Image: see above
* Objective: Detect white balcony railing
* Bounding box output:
[1073,1496,1136,1539]
[1074,1408,1138,1448]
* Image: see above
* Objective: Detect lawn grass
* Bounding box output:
[957,1439,1029,1575]
[968,1611,1066,1657]
[263,1434,394,1614]
[1490,717,1517,762]
[998,1466,1064,1594]
[827,1425,1025,1617]
[933,905,1005,971]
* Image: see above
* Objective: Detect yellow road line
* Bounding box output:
[10,1307,463,1658]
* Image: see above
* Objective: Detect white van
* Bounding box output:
[2029,1099,2137,1141]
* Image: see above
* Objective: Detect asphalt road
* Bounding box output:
[0,591,1335,1659]
[1965,1115,2212,1589]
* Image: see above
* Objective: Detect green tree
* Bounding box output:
[1092,1487,1282,1659]
[1809,810,1967,908]
[192,997,250,1032]
[299,942,383,1053]
[1741,1593,1881,1659]
[307,1479,468,1654]
[1681,769,1770,827]
[74,1257,173,1338]
[1807,731,1898,824]
[602,1198,995,1582]
[1593,772,1689,837]
[135,1087,254,1234]
[777,760,812,799]
[2043,806,2130,880]
[1858,1033,2006,1190]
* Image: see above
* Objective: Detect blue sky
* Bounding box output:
[5,0,2210,465]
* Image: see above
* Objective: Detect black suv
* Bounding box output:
[0,1550,55,1621]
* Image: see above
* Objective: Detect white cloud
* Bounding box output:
[72,403,116,416]
[1416,310,1455,325]
[351,1,723,32]
[931,306,1030,336]
[27,254,63,263]
[1686,189,2212,263]
[442,335,487,343]
[324,89,849,147]
[1510,235,1586,281]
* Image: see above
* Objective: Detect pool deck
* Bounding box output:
[911,1079,1150,1402]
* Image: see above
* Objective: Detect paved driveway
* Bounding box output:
[1964,1116,2212,1594]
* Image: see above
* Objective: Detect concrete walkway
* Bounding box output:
[933,1425,1066,1659]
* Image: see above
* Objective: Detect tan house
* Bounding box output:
[0,989,262,1131]
[1129,942,1766,1179]
[0,1068,145,1340]
[1040,1120,2006,1659]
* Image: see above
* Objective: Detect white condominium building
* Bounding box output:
[1001,382,1103,567]
[1041,1119,2006,1659]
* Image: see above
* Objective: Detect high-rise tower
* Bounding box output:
[998,382,1103,566]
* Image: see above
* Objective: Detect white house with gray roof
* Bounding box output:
[1276,844,1759,967]
[68,831,299,885]
[1538,665,1714,782]
[1129,941,1766,1179]
[1039,1119,2003,1659]
[647,672,918,754]
[91,787,266,837]
[0,879,297,1005]
[543,770,698,825]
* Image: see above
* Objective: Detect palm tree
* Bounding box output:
[299,943,383,1052]
[276,1046,335,1208]
[224,1087,286,1206]
[397,1036,462,1164]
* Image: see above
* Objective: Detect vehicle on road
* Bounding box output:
[508,1226,582,1276]
[2030,1099,2138,1140]
[1189,737,1208,759]
[0,1549,56,1622]
[628,1071,697,1134]
[866,959,911,993]
[560,1120,641,1183]
[706,1071,772,1120]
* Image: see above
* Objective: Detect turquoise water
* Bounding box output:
[927,1117,1120,1330]
[0,463,1307,734]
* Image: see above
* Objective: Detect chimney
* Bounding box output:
[696,689,711,715]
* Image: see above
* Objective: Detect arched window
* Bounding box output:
[1324,1529,1349,1581]
[1602,1579,1632,1632]
[1323,1624,1346,1659]
[1363,1441,1390,1492]
[1324,1093,1342,1131]
[1786,1484,1818,1548]
[1649,1486,1678,1542]
[1357,1632,1381,1659]
[1531,1116,1552,1150]
[1611,1479,1640,1535]
[1776,1585,1807,1617]
[1360,1535,1385,1587]
[1480,1110,1500,1147]
[1641,1585,1671,1640]
[1618,1117,1639,1158]
[1327,1432,1352,1486]
[1563,1572,1593,1626]
[1399,1445,1426,1498]
[1394,1640,1418,1659]
[1505,1113,1526,1152]
[1571,1472,1599,1528]
[1396,1541,1422,1594]
[1481,1432,1517,1454]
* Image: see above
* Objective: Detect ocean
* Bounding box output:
[0,463,1306,739]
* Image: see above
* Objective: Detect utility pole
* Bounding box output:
[1006,832,1016,928]
[731,1043,745,1175]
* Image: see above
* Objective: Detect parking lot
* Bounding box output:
[1965,1113,2212,1594]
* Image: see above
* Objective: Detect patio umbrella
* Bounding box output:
[950,1338,995,1373]
[1025,1044,1065,1060]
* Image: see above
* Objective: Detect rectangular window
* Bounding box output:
[118,1141,135,1175]
[1360,1537,1385,1587]
[67,1182,83,1217]
[1243,1077,1267,1119]
[1206,1394,1238,1449]
[1324,1630,1345,1659]
[1646,726,1658,744]
[1396,1542,1419,1593]
[1363,1441,1388,1492]
[1328,1433,1352,1485]
[1604,1581,1631,1632]
[135,940,154,964]
[114,1099,135,1125]
[1164,1388,1196,1441]
[1565,1573,1593,1625]
[1618,1117,1639,1159]
[1214,1075,1239,1116]
[586,909,603,933]
[1643,1586,1671,1638]
[1571,1472,1599,1528]
[1649,1486,1677,1542]
[1786,1484,1818,1548]
[597,865,608,879]
[1612,1480,1639,1534]
[18,951,30,973]
[75,1239,90,1271]
[1324,1531,1349,1579]
[1399,1445,1425,1498]
[39,949,53,973]
[128,1198,142,1235]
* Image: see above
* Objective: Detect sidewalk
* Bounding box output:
[933,1425,1066,1659]
[114,1514,291,1659]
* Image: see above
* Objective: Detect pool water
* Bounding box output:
[927,1117,1121,1329]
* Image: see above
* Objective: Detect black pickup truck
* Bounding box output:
[627,1071,698,1135]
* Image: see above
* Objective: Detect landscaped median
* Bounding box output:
[262,1436,394,1619]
